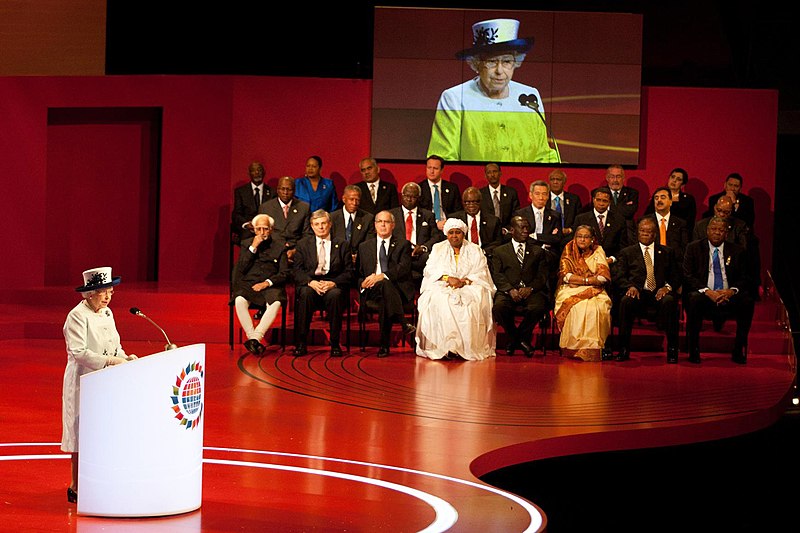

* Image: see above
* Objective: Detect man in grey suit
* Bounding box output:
[330,185,375,263]
[258,176,311,262]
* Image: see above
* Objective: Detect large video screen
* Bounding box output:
[371,7,642,165]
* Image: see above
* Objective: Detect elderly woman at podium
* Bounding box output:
[415,218,496,360]
[61,267,136,504]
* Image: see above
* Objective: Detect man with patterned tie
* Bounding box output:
[357,211,417,357]
[573,187,628,265]
[605,164,639,222]
[258,176,311,262]
[683,217,754,364]
[614,218,681,362]
[356,157,399,215]
[390,182,444,286]
[546,169,582,250]
[451,186,502,261]
[330,185,375,263]
[292,210,354,358]
[642,187,689,265]
[417,155,462,232]
[231,161,274,244]
[479,163,520,234]
[490,216,550,357]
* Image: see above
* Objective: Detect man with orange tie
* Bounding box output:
[389,182,443,287]
[683,217,754,364]
[643,186,689,266]
[450,186,502,262]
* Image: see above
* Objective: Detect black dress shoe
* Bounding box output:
[244,339,262,355]
[666,347,679,364]
[601,348,614,361]
[377,347,390,358]
[330,345,343,357]
[615,348,630,362]
[518,341,533,358]
[732,346,747,364]
[67,487,77,503]
[401,323,416,337]
[506,341,518,356]
[293,344,308,357]
[688,349,701,364]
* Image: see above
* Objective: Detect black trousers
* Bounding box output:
[361,280,407,348]
[617,291,679,350]
[685,291,754,351]
[492,291,548,346]
[294,285,345,346]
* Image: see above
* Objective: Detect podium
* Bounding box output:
[77,344,205,517]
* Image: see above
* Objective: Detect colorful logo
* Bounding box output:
[170,362,204,429]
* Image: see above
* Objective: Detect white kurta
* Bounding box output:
[415,240,497,360]
[61,301,126,452]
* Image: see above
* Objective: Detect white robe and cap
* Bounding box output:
[415,219,497,360]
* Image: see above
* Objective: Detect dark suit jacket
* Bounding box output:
[614,242,681,296]
[450,210,502,256]
[693,216,750,248]
[644,191,697,235]
[642,213,689,264]
[356,180,399,215]
[682,239,749,295]
[292,235,353,287]
[546,191,582,230]
[330,208,375,252]
[418,179,462,219]
[514,205,562,247]
[479,185,520,229]
[233,235,289,288]
[258,198,311,249]
[357,236,415,301]
[232,183,274,242]
[574,210,628,259]
[490,238,549,297]
[609,185,639,221]
[389,206,443,251]
[705,191,755,229]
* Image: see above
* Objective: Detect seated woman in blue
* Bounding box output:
[295,155,339,212]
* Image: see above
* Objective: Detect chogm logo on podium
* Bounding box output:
[170,362,204,429]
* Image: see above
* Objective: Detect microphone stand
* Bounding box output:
[130,308,178,351]
[519,94,562,163]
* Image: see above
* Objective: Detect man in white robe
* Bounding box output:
[415,218,497,360]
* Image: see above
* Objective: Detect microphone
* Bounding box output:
[518,93,562,163]
[130,307,178,351]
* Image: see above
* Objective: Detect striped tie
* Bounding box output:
[644,247,656,291]
[517,243,524,266]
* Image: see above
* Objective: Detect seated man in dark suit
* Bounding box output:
[683,217,754,364]
[357,211,417,358]
[694,195,749,247]
[418,155,462,232]
[292,209,354,357]
[704,172,756,230]
[231,161,273,244]
[231,214,289,355]
[546,168,582,249]
[491,216,549,357]
[451,186,502,261]
[573,187,628,265]
[356,157,399,215]
[257,176,311,262]
[614,218,681,363]
[330,184,375,263]
[389,182,444,286]
[479,163,520,235]
[514,180,562,252]
[643,186,689,265]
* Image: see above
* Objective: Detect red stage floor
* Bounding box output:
[0,282,795,532]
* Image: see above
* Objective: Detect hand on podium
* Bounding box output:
[125,354,138,361]
[106,356,129,367]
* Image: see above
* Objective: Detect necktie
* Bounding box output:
[433,184,441,221]
[370,183,377,203]
[712,248,723,290]
[554,196,563,228]
[379,240,389,273]
[517,243,525,266]
[315,239,326,275]
[405,211,414,241]
[535,209,542,233]
[345,215,353,241]
[470,217,479,244]
[493,189,501,218]
[613,190,619,205]
[282,203,289,219]
[660,217,667,246]
[597,214,605,239]
[644,247,656,291]
[254,187,260,209]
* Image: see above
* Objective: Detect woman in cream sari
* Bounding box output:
[415,218,496,360]
[554,225,612,361]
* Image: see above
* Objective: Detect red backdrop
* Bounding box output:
[0,77,777,287]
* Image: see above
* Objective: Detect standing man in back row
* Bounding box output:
[479,162,520,235]
[356,157,399,215]
[418,155,462,232]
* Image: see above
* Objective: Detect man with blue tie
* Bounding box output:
[683,217,754,364]
[418,155,462,233]
[546,169,581,250]
[330,185,374,263]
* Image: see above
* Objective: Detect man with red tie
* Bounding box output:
[450,186,502,261]
[389,182,443,287]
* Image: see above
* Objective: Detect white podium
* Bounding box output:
[77,343,205,517]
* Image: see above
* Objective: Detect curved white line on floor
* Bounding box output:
[206,446,543,532]
[205,458,457,533]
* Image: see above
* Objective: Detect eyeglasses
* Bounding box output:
[254,226,272,231]
[481,57,517,69]
[375,219,393,224]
